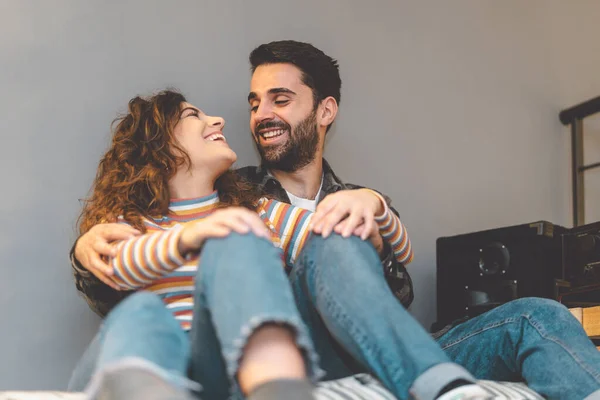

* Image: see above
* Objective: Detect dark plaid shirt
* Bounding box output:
[70,159,414,317]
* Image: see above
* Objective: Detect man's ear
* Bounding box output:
[317,96,338,129]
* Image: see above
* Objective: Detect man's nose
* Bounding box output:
[254,102,275,124]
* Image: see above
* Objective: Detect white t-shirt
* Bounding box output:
[285,176,324,212]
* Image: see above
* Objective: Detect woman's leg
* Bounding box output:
[188,232,322,400]
[289,233,476,400]
[71,291,198,399]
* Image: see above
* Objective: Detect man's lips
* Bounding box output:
[259,128,287,140]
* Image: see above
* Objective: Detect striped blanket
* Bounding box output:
[0,374,542,400]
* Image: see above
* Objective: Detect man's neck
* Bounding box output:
[168,169,217,200]
[269,158,323,200]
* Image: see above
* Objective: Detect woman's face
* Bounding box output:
[173,102,237,175]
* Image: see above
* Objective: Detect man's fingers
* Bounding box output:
[89,254,114,276]
[94,273,121,291]
[87,262,120,291]
[100,224,141,241]
[92,241,118,258]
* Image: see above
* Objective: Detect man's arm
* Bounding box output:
[70,241,130,317]
[70,223,141,317]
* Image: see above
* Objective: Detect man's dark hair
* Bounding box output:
[249,40,342,118]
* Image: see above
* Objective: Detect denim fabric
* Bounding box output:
[437,297,600,400]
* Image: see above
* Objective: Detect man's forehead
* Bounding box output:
[250,63,305,93]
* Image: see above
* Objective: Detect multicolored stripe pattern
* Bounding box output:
[107,191,413,330]
[370,191,414,265]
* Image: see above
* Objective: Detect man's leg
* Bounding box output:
[70,291,198,399]
[188,232,322,400]
[290,233,476,400]
[437,297,600,400]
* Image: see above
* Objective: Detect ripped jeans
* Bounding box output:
[70,232,478,400]
[69,234,600,400]
[70,232,321,399]
[69,231,600,400]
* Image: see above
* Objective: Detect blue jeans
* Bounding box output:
[70,291,199,395]
[70,232,320,400]
[70,232,600,400]
[437,297,600,399]
[294,234,599,399]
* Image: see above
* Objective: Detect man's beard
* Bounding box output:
[254,111,319,172]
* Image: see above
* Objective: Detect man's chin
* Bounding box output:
[258,146,285,162]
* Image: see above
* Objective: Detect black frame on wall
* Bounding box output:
[559,95,600,227]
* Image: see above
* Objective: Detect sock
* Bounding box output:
[436,379,473,398]
[248,379,315,400]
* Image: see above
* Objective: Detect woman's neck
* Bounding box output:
[168,169,217,200]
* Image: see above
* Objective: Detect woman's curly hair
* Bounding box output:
[78,89,262,234]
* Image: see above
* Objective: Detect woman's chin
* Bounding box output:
[225,149,237,165]
[217,152,237,173]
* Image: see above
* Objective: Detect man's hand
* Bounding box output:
[311,189,384,240]
[179,207,271,255]
[74,223,141,290]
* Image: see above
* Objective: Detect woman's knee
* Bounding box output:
[299,232,380,276]
[105,291,167,324]
[203,232,278,262]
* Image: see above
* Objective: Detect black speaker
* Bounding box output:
[563,221,600,286]
[436,221,567,328]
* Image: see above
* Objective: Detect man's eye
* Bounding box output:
[250,106,258,112]
[275,100,289,105]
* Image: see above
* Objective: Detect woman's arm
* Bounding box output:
[258,196,413,266]
[107,223,187,290]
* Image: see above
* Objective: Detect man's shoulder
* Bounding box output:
[235,165,263,183]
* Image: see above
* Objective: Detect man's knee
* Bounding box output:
[503,297,573,323]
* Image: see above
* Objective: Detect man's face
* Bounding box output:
[248,63,321,172]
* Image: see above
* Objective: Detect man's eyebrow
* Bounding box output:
[247,88,297,103]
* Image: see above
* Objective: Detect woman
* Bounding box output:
[74,89,413,400]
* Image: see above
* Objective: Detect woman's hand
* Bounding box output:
[178,207,271,255]
[311,189,383,239]
[334,217,384,255]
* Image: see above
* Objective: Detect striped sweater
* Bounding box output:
[108,191,413,330]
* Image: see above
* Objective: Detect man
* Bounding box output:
[71,41,600,400]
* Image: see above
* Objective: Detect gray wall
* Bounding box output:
[1,0,599,390]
